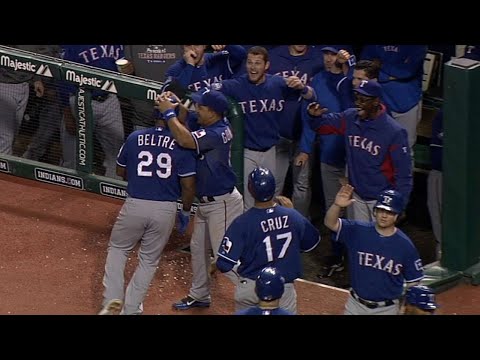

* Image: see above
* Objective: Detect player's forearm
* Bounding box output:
[301,85,316,101]
[324,203,342,232]
[180,176,196,211]
[166,117,196,149]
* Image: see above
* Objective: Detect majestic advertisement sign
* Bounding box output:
[0,55,53,77]
[65,70,117,93]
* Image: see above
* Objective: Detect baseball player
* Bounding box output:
[268,45,324,217]
[361,45,427,152]
[155,88,244,310]
[98,110,196,315]
[337,59,382,111]
[60,45,125,179]
[403,285,438,315]
[165,45,246,92]
[213,46,316,210]
[307,80,413,221]
[324,184,424,315]
[303,45,352,276]
[216,167,320,314]
[235,266,293,315]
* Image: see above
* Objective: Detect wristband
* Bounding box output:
[162,109,176,121]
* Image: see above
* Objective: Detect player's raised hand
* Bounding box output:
[336,49,351,64]
[307,102,329,117]
[211,45,226,52]
[334,184,355,208]
[183,49,198,65]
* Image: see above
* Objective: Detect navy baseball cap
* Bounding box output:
[190,88,229,114]
[320,45,351,54]
[462,45,480,61]
[354,80,383,98]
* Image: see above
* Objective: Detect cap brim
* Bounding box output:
[354,88,378,97]
[321,47,339,54]
[374,204,398,213]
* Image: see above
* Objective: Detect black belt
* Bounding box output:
[350,290,395,309]
[245,146,271,152]
[92,94,110,102]
[198,188,234,203]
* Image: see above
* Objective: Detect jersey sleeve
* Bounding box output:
[300,217,321,252]
[336,218,356,245]
[191,127,222,155]
[176,148,197,177]
[308,110,348,135]
[216,220,244,273]
[116,133,134,167]
[389,128,413,209]
[402,246,424,283]
[224,45,247,71]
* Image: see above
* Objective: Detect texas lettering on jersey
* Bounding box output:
[237,99,285,114]
[275,70,309,85]
[348,135,381,156]
[357,251,403,275]
[188,75,224,92]
[78,45,124,64]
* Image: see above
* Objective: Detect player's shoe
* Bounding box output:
[172,295,211,310]
[317,256,345,278]
[98,299,123,315]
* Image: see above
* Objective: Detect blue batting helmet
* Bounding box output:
[248,167,276,202]
[374,189,403,214]
[255,267,285,301]
[405,285,438,310]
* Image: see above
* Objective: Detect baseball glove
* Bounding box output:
[275,195,293,208]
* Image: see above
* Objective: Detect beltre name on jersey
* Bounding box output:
[137,133,176,150]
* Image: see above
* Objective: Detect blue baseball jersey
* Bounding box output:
[306,70,346,167]
[268,46,323,150]
[116,126,196,201]
[216,205,320,282]
[61,45,125,102]
[188,115,237,197]
[215,74,306,150]
[337,219,424,301]
[165,45,246,92]
[309,106,412,206]
[235,307,293,315]
[430,110,443,171]
[361,45,427,113]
